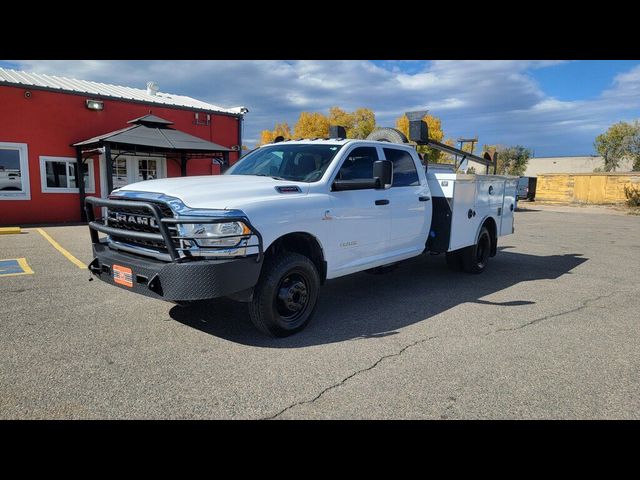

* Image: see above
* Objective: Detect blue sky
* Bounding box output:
[2,60,639,156]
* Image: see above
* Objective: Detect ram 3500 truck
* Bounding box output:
[85,119,518,337]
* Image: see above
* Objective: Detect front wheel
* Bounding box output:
[461,226,491,274]
[249,252,320,337]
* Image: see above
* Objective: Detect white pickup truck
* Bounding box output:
[85,118,518,336]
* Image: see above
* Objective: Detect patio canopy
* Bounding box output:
[73,114,232,154]
[72,114,233,221]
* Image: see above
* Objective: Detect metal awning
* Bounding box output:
[72,114,232,221]
[73,114,231,153]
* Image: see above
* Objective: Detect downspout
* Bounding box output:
[76,147,86,222]
[237,114,243,167]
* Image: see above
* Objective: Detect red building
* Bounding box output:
[0,68,248,225]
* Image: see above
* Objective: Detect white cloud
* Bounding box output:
[5,59,640,155]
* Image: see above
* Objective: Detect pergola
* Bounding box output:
[72,114,232,220]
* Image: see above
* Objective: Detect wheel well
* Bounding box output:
[266,232,327,283]
[482,217,498,257]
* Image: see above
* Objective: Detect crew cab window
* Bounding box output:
[383,148,420,187]
[336,147,378,181]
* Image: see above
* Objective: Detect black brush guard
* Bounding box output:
[84,197,264,302]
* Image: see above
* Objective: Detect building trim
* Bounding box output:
[0,141,30,201]
[39,155,96,194]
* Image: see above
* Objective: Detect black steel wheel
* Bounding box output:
[249,252,320,337]
[461,226,491,274]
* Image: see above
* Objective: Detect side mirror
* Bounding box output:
[373,160,392,189]
[331,159,393,191]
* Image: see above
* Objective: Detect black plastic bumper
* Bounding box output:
[89,242,262,302]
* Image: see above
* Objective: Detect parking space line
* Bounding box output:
[36,228,86,269]
[0,258,34,277]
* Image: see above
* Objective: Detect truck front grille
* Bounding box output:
[106,200,179,253]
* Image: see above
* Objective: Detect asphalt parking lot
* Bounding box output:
[1,205,639,419]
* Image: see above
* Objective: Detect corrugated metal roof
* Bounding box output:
[0,67,241,115]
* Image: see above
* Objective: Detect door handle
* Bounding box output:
[419,196,431,202]
[375,199,389,206]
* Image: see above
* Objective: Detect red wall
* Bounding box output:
[0,85,241,225]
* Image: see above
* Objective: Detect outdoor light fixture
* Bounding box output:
[86,99,104,111]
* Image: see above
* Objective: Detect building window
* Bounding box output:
[40,156,95,193]
[0,142,30,200]
[112,157,128,189]
[137,159,157,181]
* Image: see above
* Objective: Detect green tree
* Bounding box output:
[483,144,531,175]
[594,120,640,172]
[395,113,445,162]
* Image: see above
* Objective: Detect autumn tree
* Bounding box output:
[594,120,640,172]
[259,122,292,145]
[395,113,445,162]
[293,112,330,138]
[329,107,376,139]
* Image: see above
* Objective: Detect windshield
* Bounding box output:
[225,144,343,183]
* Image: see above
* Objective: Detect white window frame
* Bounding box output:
[40,156,95,194]
[0,142,30,201]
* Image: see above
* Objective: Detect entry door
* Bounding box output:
[327,146,391,276]
[101,155,166,197]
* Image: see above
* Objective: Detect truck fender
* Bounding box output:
[474,215,498,257]
[263,231,328,284]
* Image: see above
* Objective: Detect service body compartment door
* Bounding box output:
[500,178,518,236]
[449,180,481,251]
[476,178,505,207]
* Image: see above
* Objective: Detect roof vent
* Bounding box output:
[146,81,159,96]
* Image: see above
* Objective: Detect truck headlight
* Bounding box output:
[180,221,251,247]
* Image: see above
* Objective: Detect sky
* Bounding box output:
[2,60,639,157]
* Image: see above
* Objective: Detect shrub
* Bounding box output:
[624,184,640,207]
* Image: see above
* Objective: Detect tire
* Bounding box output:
[249,252,320,337]
[445,250,463,271]
[365,127,409,144]
[461,226,491,274]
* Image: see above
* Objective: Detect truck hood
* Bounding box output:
[114,175,309,210]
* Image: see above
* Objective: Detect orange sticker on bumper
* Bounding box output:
[113,264,133,287]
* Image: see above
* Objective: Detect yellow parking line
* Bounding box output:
[17,257,34,274]
[36,228,86,269]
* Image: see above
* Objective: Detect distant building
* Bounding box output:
[524,155,634,176]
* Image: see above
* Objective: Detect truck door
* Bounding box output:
[327,146,391,275]
[382,147,431,256]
